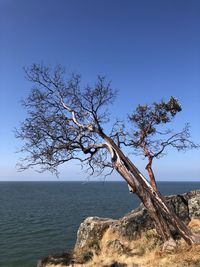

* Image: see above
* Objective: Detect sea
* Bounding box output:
[0,181,200,267]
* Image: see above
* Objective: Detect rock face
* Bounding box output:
[75,217,115,250]
[74,190,200,252]
[186,190,200,218]
[38,189,200,267]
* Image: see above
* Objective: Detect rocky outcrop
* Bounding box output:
[74,190,200,252]
[75,217,115,250]
[38,189,200,267]
[185,190,200,218]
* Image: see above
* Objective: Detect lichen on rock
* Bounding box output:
[74,216,115,251]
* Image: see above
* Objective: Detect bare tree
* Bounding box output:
[16,64,200,247]
[128,99,199,190]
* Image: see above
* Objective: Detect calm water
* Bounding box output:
[0,181,200,267]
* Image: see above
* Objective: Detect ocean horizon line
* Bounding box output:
[0,180,199,182]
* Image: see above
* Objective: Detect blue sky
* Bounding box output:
[0,0,199,181]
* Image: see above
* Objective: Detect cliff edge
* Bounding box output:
[38,189,200,267]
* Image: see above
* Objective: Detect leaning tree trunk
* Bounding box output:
[145,159,157,191]
[113,155,173,242]
[101,132,200,245]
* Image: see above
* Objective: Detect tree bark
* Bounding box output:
[146,159,157,191]
[113,158,173,242]
[100,131,200,246]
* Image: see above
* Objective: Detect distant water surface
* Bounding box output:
[0,181,199,267]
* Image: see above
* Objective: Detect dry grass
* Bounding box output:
[138,219,200,267]
[44,219,200,267]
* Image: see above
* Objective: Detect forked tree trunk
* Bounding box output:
[101,132,200,246]
[115,158,172,242]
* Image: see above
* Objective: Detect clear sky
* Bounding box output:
[0,0,199,181]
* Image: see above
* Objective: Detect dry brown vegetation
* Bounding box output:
[42,219,200,267]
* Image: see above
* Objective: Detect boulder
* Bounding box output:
[74,216,115,251]
[185,190,200,219]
